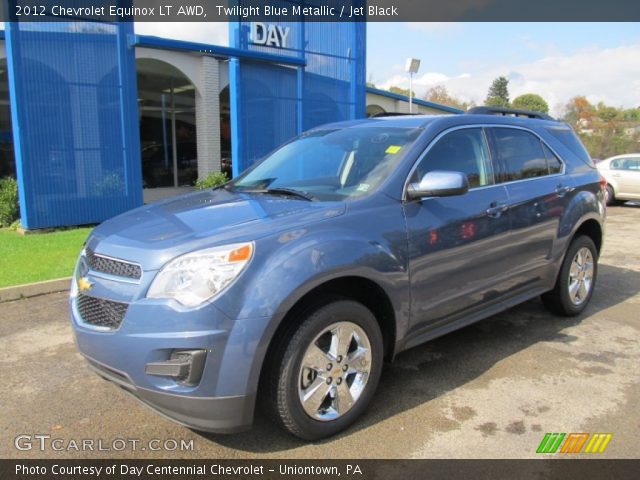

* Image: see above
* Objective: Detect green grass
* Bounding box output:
[0,227,92,288]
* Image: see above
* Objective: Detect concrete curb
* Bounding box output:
[0,277,71,303]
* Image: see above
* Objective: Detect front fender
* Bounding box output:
[213,226,409,399]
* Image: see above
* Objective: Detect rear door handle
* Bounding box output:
[556,184,575,197]
[486,202,508,218]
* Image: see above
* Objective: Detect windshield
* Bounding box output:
[231,126,421,201]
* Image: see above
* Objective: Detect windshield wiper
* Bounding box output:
[250,187,316,201]
[263,187,316,201]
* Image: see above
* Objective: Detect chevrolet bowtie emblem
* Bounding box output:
[77,276,93,292]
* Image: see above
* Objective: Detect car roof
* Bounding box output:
[314,113,565,131]
[604,153,640,160]
[313,115,443,130]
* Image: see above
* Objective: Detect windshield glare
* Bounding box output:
[232,126,421,200]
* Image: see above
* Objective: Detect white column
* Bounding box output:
[195,56,221,179]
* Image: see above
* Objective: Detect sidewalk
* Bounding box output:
[0,277,71,303]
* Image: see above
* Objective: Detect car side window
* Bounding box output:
[610,159,623,170]
[541,143,563,174]
[490,128,550,182]
[412,128,494,188]
[623,158,640,171]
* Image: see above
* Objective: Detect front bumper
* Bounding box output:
[84,354,254,433]
[70,286,267,433]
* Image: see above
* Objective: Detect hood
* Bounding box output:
[88,188,345,270]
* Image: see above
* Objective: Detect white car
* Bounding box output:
[597,154,640,205]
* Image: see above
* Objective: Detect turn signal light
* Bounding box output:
[229,244,253,262]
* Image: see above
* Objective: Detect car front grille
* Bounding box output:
[76,294,129,330]
[85,248,142,280]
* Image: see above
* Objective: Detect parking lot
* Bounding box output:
[1,205,639,459]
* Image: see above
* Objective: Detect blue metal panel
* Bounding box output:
[4,21,142,229]
[229,57,243,179]
[233,61,298,175]
[229,8,366,174]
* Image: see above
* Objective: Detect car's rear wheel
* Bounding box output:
[605,185,616,206]
[265,299,383,440]
[542,235,598,316]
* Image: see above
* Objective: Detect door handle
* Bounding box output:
[556,184,575,197]
[486,202,508,218]
[611,173,621,178]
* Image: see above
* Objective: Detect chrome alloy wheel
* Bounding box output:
[298,321,372,421]
[568,247,594,306]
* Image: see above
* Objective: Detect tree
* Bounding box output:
[389,85,415,98]
[512,93,549,113]
[622,108,640,121]
[485,76,510,107]
[564,97,640,159]
[596,102,620,123]
[563,96,595,127]
[424,85,472,110]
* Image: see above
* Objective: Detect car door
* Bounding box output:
[404,127,512,334]
[606,158,625,195]
[614,158,640,198]
[487,127,568,287]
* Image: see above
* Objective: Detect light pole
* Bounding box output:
[405,58,421,113]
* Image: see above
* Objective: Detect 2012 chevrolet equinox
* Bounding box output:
[70,108,605,440]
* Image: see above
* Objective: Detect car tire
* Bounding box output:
[542,235,598,317]
[605,185,616,206]
[265,299,384,440]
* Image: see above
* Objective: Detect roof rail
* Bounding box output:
[370,112,421,118]
[467,106,555,121]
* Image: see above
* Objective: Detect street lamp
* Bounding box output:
[405,58,421,113]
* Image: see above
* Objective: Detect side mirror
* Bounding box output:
[406,170,469,200]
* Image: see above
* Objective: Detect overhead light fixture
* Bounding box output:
[405,58,421,113]
[405,58,421,74]
[162,85,195,94]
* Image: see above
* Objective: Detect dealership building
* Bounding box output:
[0,21,460,229]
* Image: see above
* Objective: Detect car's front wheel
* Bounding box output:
[266,299,384,440]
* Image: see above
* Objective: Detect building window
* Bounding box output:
[136,59,197,189]
[0,59,15,179]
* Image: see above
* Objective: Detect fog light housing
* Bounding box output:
[145,349,207,386]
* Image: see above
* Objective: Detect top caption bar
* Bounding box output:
[3,0,640,22]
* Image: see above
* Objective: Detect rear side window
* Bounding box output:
[490,128,549,181]
[545,126,594,167]
[609,158,624,170]
[610,159,624,170]
[615,158,640,171]
[542,143,563,174]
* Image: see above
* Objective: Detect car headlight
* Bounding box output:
[147,242,254,307]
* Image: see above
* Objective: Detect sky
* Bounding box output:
[134,22,640,115]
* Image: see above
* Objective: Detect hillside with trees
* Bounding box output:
[562,96,640,159]
[374,76,640,159]
[424,85,473,111]
[480,76,640,159]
